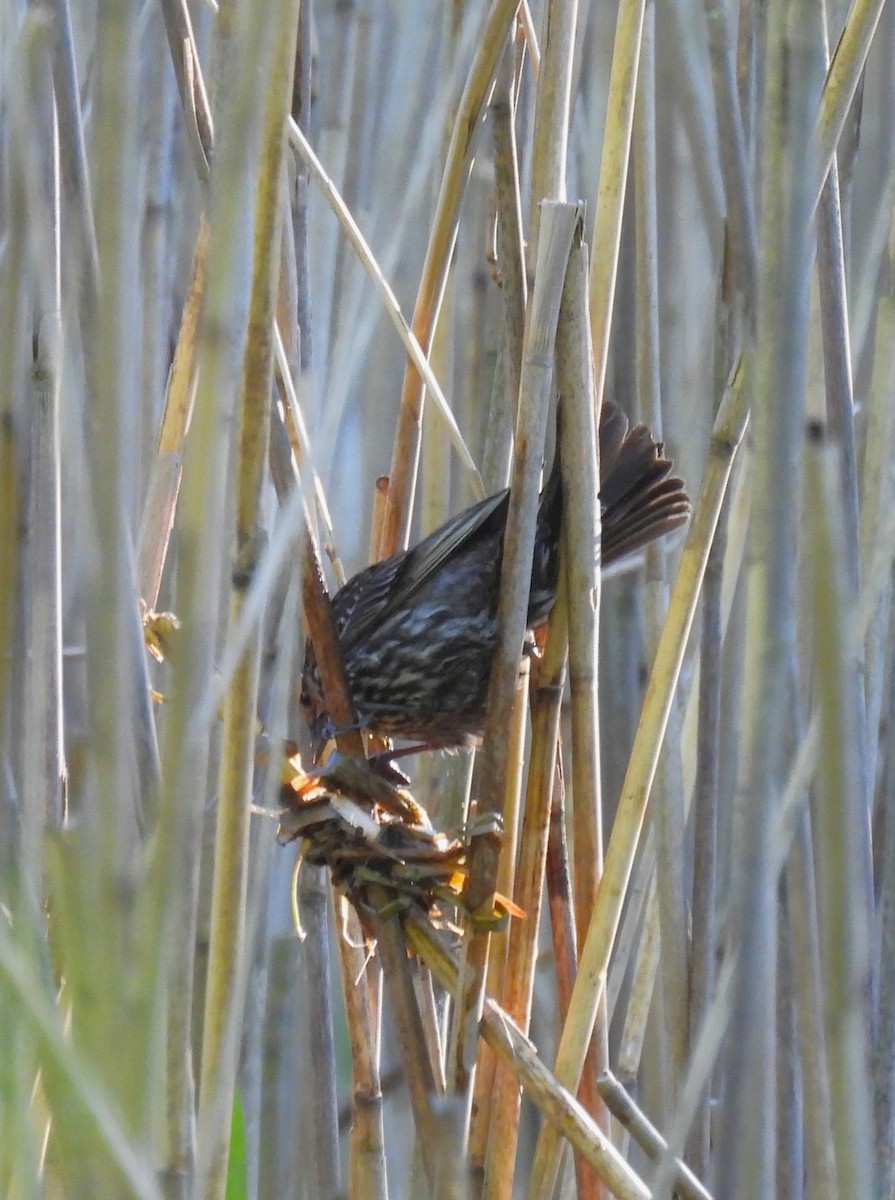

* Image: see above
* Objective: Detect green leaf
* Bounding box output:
[225,1090,248,1200]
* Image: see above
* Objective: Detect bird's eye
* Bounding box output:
[299,689,311,709]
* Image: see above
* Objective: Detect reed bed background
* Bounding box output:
[0,0,893,1197]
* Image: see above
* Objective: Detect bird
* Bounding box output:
[300,399,689,752]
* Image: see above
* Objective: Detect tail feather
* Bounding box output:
[599,405,690,566]
[528,399,689,625]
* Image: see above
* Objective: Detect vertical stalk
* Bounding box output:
[524,365,748,1200]
[716,1,822,1193]
[197,2,301,1195]
[804,430,876,1200]
[451,203,579,1147]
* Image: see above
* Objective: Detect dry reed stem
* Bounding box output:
[526,0,579,255]
[805,429,875,1199]
[555,231,609,1200]
[369,896,442,1194]
[197,4,300,1195]
[288,117,482,497]
[64,5,158,1164]
[633,4,690,1103]
[468,663,529,1178]
[406,914,652,1200]
[157,0,213,176]
[687,510,725,1176]
[644,471,895,1191]
[451,202,579,1140]
[0,183,25,840]
[18,20,65,843]
[557,235,601,949]
[331,471,389,1200]
[152,130,245,1200]
[525,359,748,1200]
[716,0,822,1189]
[616,876,660,1084]
[49,0,99,295]
[381,0,519,555]
[490,43,527,438]
[860,301,895,785]
[785,812,838,1200]
[483,588,567,1200]
[875,663,895,1197]
[138,215,210,605]
[546,751,579,1021]
[295,293,439,1200]
[595,1071,714,1200]
[703,0,758,314]
[815,0,888,210]
[587,0,645,405]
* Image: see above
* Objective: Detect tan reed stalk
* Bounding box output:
[715,0,823,1191]
[288,117,481,496]
[805,428,876,1199]
[137,215,210,606]
[596,1071,714,1200]
[405,913,652,1200]
[524,359,748,1199]
[686,511,725,1177]
[785,804,838,1200]
[150,106,248,1200]
[572,22,648,1143]
[860,300,895,787]
[467,49,530,1177]
[329,451,389,1200]
[587,0,644,404]
[616,876,660,1085]
[702,0,758,313]
[816,92,861,595]
[297,330,443,1200]
[482,581,568,1200]
[555,230,610,1200]
[875,658,895,1199]
[526,0,580,254]
[157,0,213,178]
[0,112,25,831]
[815,0,889,210]
[370,896,443,1194]
[546,750,578,1020]
[0,18,55,1196]
[468,659,529,1179]
[380,0,519,556]
[450,202,579,1141]
[633,1,689,1102]
[339,937,388,1200]
[52,4,154,1176]
[139,13,177,469]
[18,17,65,859]
[49,0,99,292]
[490,40,527,433]
[196,5,301,1197]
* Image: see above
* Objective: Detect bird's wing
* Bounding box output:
[335,489,510,651]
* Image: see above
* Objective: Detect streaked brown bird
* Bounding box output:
[301,400,689,751]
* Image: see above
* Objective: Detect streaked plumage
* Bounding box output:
[301,400,689,749]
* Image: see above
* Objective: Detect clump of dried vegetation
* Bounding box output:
[1,1,894,1198]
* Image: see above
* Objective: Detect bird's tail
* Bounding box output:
[598,401,690,566]
[527,400,689,627]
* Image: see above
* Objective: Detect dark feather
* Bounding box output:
[301,398,690,750]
